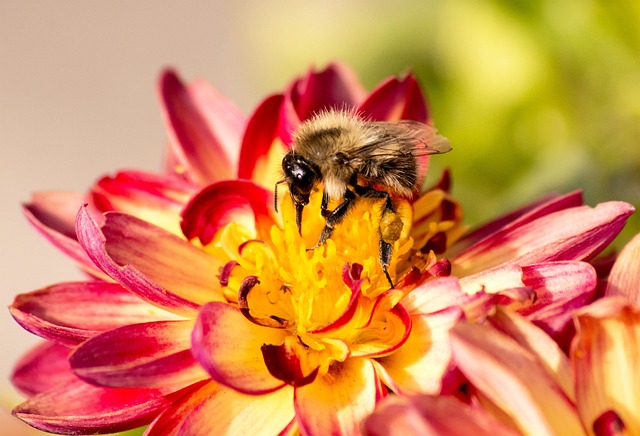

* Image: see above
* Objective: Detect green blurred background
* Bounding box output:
[247,0,640,241]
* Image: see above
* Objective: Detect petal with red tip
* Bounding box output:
[10,281,179,345]
[76,206,222,316]
[451,191,583,254]
[11,342,75,397]
[158,69,245,184]
[453,201,635,276]
[147,381,295,436]
[363,394,519,436]
[181,180,276,246]
[451,321,583,435]
[605,232,640,307]
[192,302,287,394]
[238,94,285,185]
[70,320,208,389]
[359,73,429,123]
[295,358,382,436]
[12,379,179,435]
[91,170,196,236]
[571,298,640,435]
[377,307,462,394]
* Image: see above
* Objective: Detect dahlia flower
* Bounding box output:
[9,62,636,435]
[364,232,640,435]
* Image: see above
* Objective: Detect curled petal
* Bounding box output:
[295,358,382,436]
[349,303,412,358]
[11,342,75,397]
[192,302,287,394]
[377,307,462,394]
[13,379,181,435]
[70,320,208,389]
[605,232,640,307]
[363,394,519,436]
[158,69,245,184]
[10,281,178,345]
[262,343,319,387]
[358,73,429,123]
[453,201,634,276]
[147,381,295,436]
[181,180,276,246]
[451,321,584,435]
[91,170,196,236]
[76,206,220,316]
[571,298,640,435]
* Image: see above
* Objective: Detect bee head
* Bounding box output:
[280,151,320,233]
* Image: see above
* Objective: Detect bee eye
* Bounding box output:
[282,153,318,196]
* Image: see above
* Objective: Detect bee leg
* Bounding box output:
[356,187,402,289]
[308,189,356,250]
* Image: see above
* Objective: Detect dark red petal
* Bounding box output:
[359,73,429,123]
[261,344,319,387]
[180,180,276,245]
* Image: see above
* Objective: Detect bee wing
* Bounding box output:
[344,120,451,189]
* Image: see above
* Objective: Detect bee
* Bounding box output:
[275,109,451,287]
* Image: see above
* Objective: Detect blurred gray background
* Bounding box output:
[2,1,639,433]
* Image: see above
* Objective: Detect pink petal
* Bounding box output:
[488,308,574,401]
[238,94,285,182]
[147,381,295,436]
[518,261,597,341]
[70,320,209,389]
[13,378,182,435]
[181,180,277,246]
[451,191,584,255]
[377,307,462,394]
[362,394,519,436]
[10,281,179,345]
[75,206,214,316]
[192,302,287,394]
[295,358,382,436]
[23,198,107,279]
[25,191,86,239]
[158,69,245,184]
[451,321,584,434]
[11,342,75,397]
[453,201,635,276]
[606,232,640,307]
[358,73,429,123]
[91,170,197,235]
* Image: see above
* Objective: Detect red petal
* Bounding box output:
[238,94,285,181]
[11,342,75,397]
[70,320,209,389]
[358,73,429,123]
[76,206,207,316]
[181,180,276,246]
[10,281,178,345]
[295,358,382,436]
[13,378,183,434]
[192,302,287,394]
[158,69,245,184]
